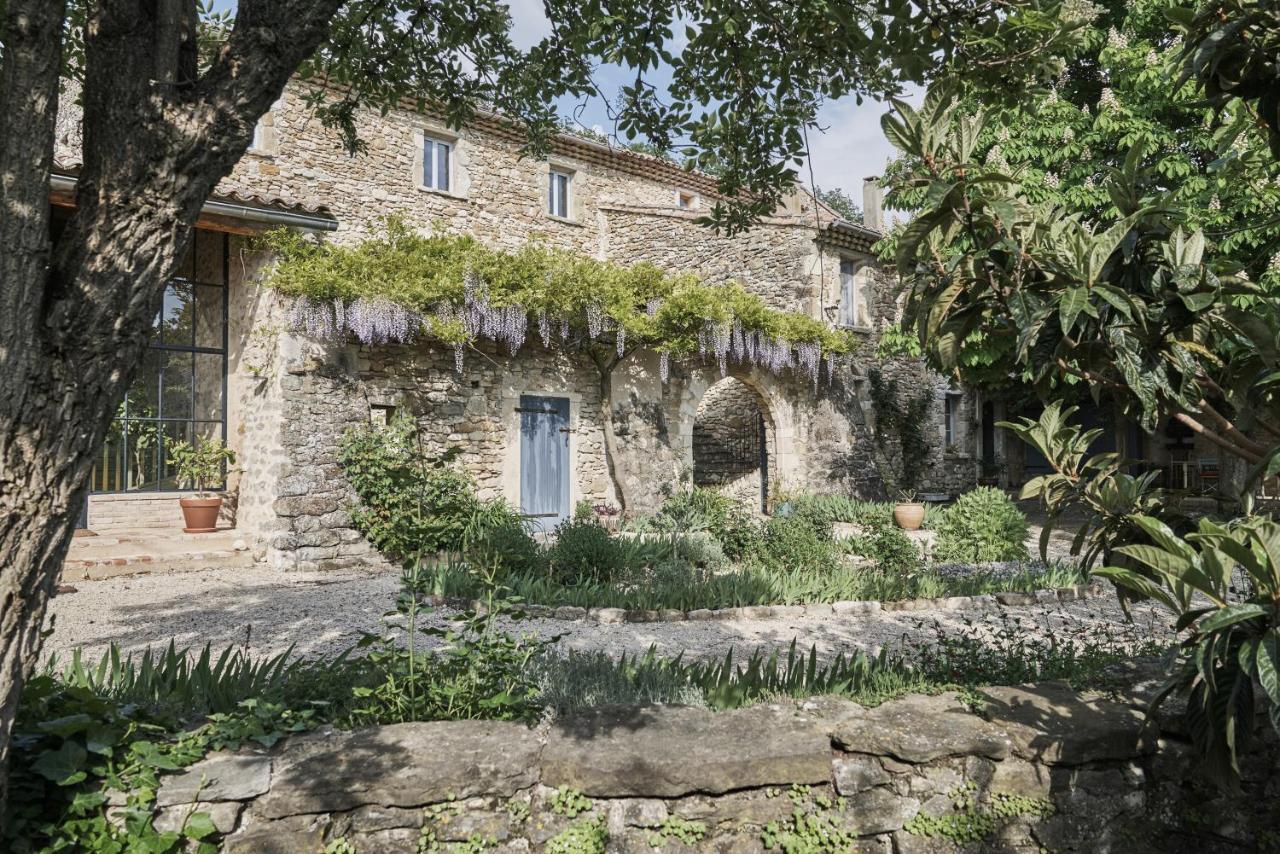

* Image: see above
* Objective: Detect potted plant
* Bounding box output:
[891,488,925,531]
[167,439,236,533]
[593,502,621,532]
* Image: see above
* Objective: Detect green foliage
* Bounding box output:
[1095,514,1280,788]
[904,783,1054,843]
[549,786,593,818]
[883,84,1280,467]
[654,486,761,561]
[165,438,235,494]
[760,786,857,852]
[887,0,1280,290]
[815,186,862,222]
[1175,0,1280,158]
[647,816,707,847]
[262,220,856,367]
[933,487,1030,564]
[844,519,922,575]
[1002,403,1171,598]
[349,555,551,725]
[545,517,632,585]
[339,412,483,561]
[545,817,607,854]
[757,514,843,574]
[867,369,932,496]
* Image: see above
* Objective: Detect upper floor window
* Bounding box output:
[423,137,452,192]
[944,392,963,448]
[839,257,871,328]
[677,191,698,210]
[548,169,573,218]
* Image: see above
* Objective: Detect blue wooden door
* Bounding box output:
[520,395,571,532]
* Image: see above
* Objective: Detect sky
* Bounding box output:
[212,0,903,203]
[502,0,901,201]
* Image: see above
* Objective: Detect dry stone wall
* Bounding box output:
[155,672,1278,853]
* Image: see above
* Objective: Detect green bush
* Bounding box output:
[757,514,841,573]
[845,520,921,575]
[674,531,728,569]
[546,517,628,584]
[655,486,761,560]
[339,412,480,560]
[464,500,546,577]
[933,487,1029,564]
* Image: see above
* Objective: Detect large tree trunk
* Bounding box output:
[0,0,344,828]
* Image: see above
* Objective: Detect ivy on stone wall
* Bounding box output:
[867,368,932,496]
[260,218,856,384]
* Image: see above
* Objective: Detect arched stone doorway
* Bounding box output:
[692,376,774,512]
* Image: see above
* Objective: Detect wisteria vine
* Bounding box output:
[264,220,857,387]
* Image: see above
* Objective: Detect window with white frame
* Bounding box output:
[548,168,573,218]
[677,190,698,210]
[839,257,870,328]
[423,137,452,192]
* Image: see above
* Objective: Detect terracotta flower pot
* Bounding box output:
[179,496,222,533]
[892,501,925,531]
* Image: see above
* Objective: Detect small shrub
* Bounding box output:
[339,412,480,560]
[846,520,920,575]
[465,501,545,577]
[933,487,1029,564]
[675,531,728,568]
[546,517,627,584]
[756,514,841,572]
[656,487,760,560]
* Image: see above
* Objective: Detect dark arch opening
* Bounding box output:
[692,376,771,513]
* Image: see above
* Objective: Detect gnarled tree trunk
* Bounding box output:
[0,0,344,827]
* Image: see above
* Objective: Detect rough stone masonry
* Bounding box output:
[154,670,1278,852]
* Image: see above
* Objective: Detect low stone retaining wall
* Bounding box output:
[155,669,1276,852]
[444,582,1104,625]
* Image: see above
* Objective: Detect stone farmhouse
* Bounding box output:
[55,81,993,571]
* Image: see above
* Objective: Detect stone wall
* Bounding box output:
[192,82,980,558]
[155,674,1277,852]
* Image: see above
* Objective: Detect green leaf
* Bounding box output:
[32,740,88,785]
[184,811,218,841]
[1258,630,1280,706]
[1197,604,1267,637]
[1059,286,1088,335]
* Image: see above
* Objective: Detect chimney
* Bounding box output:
[862,176,884,232]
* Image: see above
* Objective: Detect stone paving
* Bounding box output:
[42,563,1173,666]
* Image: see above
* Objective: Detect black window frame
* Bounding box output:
[92,230,230,494]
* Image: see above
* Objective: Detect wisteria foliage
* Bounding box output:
[264,220,856,384]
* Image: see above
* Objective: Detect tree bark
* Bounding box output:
[0,0,344,829]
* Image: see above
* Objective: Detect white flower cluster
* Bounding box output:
[1043,172,1061,190]
[1107,27,1129,51]
[1059,0,1102,25]
[1099,88,1118,111]
[1208,195,1221,211]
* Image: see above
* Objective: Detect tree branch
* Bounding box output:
[1172,412,1265,465]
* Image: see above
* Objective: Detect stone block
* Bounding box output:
[845,787,920,834]
[157,754,272,806]
[552,606,587,621]
[541,704,831,798]
[256,721,540,818]
[995,592,1036,607]
[153,801,243,835]
[979,682,1159,765]
[832,755,891,794]
[832,693,1012,763]
[832,600,881,615]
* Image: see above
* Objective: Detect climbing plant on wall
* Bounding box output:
[260,218,856,385]
[867,368,932,496]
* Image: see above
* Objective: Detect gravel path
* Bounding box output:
[42,564,1175,666]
